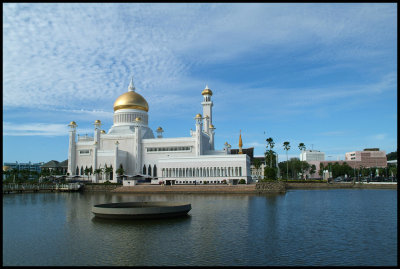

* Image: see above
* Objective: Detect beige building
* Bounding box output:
[345,148,387,168]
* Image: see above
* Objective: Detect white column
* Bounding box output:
[68,122,77,176]
[113,141,119,182]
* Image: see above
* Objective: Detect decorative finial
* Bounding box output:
[205,84,209,89]
[239,130,243,154]
[128,76,135,92]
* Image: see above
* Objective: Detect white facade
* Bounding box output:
[67,79,251,184]
[300,150,325,162]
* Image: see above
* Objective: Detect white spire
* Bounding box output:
[128,76,135,92]
[205,84,209,89]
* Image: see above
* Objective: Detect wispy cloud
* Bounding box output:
[3,3,396,112]
[3,122,92,136]
[369,133,387,140]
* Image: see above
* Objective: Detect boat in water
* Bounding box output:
[92,201,191,219]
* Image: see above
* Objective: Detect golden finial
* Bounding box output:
[239,130,243,154]
[201,85,213,96]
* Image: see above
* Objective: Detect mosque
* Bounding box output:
[67,78,251,185]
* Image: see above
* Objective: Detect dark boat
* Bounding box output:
[92,201,191,219]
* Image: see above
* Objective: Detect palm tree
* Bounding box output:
[283,141,291,179]
[298,143,306,179]
[266,137,275,168]
[84,167,91,181]
[93,168,102,182]
[104,166,113,182]
[253,158,262,180]
[116,165,125,182]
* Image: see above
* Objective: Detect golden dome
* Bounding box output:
[202,85,213,96]
[100,130,106,134]
[69,121,77,126]
[195,113,202,119]
[94,120,101,124]
[209,124,215,129]
[3,166,10,171]
[157,126,163,132]
[113,91,149,112]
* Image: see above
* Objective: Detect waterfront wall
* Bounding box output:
[82,184,121,192]
[111,184,256,194]
[286,182,397,189]
[255,181,286,193]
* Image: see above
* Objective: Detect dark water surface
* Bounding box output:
[3,189,397,266]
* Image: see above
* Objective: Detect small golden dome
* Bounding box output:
[157,126,163,132]
[114,91,149,112]
[100,130,106,134]
[209,124,215,128]
[135,117,141,122]
[3,166,10,171]
[94,120,101,124]
[201,85,213,96]
[69,121,77,126]
[195,113,202,119]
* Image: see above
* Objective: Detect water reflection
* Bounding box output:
[3,190,397,266]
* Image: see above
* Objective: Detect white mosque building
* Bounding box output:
[67,78,251,185]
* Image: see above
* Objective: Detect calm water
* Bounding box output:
[3,189,397,266]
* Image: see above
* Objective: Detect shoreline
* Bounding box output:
[108,182,397,194]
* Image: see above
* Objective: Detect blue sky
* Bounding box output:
[3,3,397,164]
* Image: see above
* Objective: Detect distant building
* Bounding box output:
[345,148,387,168]
[250,156,267,181]
[41,160,68,175]
[3,161,44,173]
[300,150,325,162]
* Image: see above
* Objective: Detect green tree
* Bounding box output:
[104,166,113,181]
[264,167,277,180]
[283,141,291,179]
[84,167,91,181]
[266,137,275,168]
[309,164,316,177]
[298,143,306,179]
[386,151,397,161]
[94,168,103,182]
[253,158,261,170]
[116,164,125,182]
[319,163,325,177]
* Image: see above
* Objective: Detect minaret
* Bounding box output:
[67,121,77,175]
[209,124,215,150]
[134,121,142,174]
[239,130,243,154]
[94,120,101,144]
[201,85,213,134]
[195,113,203,156]
[93,120,101,182]
[113,141,119,182]
[156,127,164,138]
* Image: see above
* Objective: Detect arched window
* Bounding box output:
[148,165,152,176]
[143,165,146,175]
[153,165,157,177]
[76,166,79,175]
[80,166,84,175]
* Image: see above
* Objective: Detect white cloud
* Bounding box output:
[370,134,387,140]
[3,3,396,112]
[3,122,92,136]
